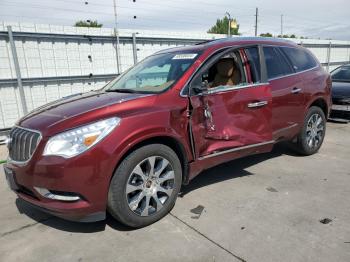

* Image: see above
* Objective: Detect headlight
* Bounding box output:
[43,117,121,158]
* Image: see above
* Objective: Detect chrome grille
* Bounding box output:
[8,127,41,162]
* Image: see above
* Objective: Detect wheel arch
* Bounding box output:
[308,97,329,119]
[113,135,190,186]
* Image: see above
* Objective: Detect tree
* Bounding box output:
[260,32,273,37]
[277,34,295,38]
[260,33,305,39]
[278,34,289,38]
[74,20,103,28]
[207,16,239,35]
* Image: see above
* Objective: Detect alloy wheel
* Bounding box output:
[126,156,175,216]
[306,113,324,149]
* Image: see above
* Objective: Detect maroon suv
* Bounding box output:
[4,38,331,227]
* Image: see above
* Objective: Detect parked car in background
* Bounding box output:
[4,37,331,228]
[330,64,350,119]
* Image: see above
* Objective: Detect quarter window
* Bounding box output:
[280,47,318,72]
[263,47,294,79]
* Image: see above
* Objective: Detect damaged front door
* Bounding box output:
[189,46,273,158]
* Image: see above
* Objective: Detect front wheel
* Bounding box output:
[295,106,326,155]
[108,144,182,228]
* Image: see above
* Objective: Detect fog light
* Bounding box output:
[34,187,80,201]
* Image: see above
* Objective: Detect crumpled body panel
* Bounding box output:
[190,84,272,157]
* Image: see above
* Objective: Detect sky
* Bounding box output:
[0,0,350,40]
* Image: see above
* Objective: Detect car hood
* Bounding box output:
[332,81,350,98]
[18,91,152,134]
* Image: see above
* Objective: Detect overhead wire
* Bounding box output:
[0,0,345,39]
[0,1,257,28]
[1,0,254,19]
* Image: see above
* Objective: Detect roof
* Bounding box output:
[211,36,296,45]
[155,36,298,55]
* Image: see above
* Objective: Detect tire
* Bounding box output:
[295,106,326,155]
[108,144,182,228]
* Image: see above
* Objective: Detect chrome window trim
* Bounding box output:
[7,125,43,166]
[180,43,319,97]
[179,44,259,98]
[187,82,270,97]
[262,44,320,82]
[267,64,319,82]
[198,140,275,160]
[206,82,269,95]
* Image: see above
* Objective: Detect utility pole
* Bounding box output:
[113,0,121,74]
[226,12,231,37]
[254,7,258,36]
[280,14,284,36]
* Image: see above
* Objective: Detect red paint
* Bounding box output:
[4,38,331,222]
[190,84,272,156]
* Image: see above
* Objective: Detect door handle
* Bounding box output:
[247,101,268,108]
[291,87,302,94]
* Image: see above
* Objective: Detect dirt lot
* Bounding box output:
[1,122,350,262]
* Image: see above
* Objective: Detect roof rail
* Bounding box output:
[202,36,298,46]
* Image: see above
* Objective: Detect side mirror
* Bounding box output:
[193,80,210,94]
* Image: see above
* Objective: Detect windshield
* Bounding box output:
[331,66,350,82]
[104,52,200,93]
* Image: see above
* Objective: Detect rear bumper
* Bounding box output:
[330,109,350,120]
[331,96,350,119]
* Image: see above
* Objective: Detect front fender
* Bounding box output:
[106,111,192,178]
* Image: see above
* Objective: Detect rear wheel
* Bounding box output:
[108,144,182,228]
[294,106,326,155]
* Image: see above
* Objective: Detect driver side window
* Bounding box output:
[191,49,249,94]
[208,50,246,89]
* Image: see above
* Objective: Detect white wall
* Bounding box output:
[0,21,349,129]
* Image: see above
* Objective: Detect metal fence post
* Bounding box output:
[326,41,332,72]
[7,26,28,115]
[132,33,138,65]
[0,100,6,128]
[114,29,121,74]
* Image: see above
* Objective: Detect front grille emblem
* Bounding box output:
[8,127,41,162]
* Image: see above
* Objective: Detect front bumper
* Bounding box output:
[3,140,117,222]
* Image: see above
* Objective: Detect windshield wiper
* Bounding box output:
[106,89,139,93]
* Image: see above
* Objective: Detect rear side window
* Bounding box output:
[263,47,294,79]
[280,47,318,72]
[244,47,261,83]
